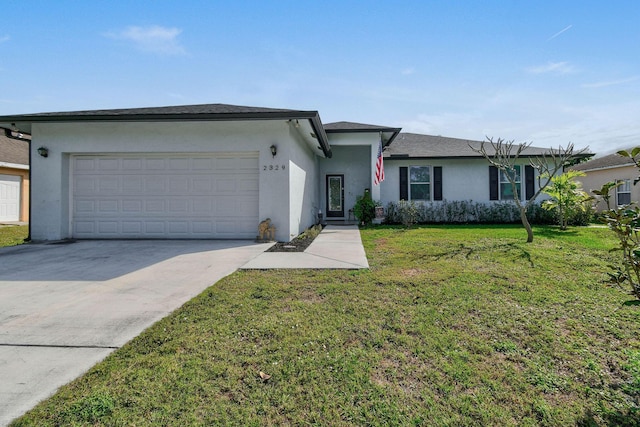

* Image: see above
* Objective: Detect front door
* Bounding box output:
[326,174,344,217]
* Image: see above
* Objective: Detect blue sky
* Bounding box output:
[1,1,638,155]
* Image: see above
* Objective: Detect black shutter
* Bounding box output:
[400,167,408,200]
[525,165,535,200]
[433,166,443,201]
[489,166,499,200]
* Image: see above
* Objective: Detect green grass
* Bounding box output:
[11,225,640,426]
[0,225,28,247]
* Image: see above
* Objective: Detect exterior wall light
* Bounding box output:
[270,144,277,158]
[37,146,49,158]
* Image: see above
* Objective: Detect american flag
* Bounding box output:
[374,138,384,185]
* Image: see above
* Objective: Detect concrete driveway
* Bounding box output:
[0,239,271,426]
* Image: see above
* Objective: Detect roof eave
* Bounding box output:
[0,110,334,157]
[325,127,402,149]
[572,163,636,173]
[0,109,320,130]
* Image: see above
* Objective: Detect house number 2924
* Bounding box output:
[263,164,286,171]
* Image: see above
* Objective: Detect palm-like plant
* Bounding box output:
[541,170,591,230]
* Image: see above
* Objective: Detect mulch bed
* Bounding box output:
[266,225,323,252]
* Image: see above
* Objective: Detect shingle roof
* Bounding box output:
[0,103,332,158]
[323,121,400,132]
[3,103,308,119]
[0,134,29,166]
[571,151,636,171]
[323,121,402,146]
[384,133,556,158]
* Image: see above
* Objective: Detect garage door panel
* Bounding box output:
[122,158,142,170]
[98,158,119,170]
[72,154,259,239]
[98,200,119,213]
[122,221,142,233]
[145,158,165,170]
[98,177,120,193]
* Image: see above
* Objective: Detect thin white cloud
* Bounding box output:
[0,35,10,43]
[547,25,573,41]
[401,67,416,76]
[105,25,185,55]
[527,61,575,75]
[582,76,640,88]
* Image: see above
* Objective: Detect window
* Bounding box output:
[400,166,442,201]
[410,166,430,200]
[499,165,521,200]
[617,179,631,205]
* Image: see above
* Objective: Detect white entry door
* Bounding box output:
[71,153,259,239]
[0,175,21,221]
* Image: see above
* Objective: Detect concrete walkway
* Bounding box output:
[0,226,367,424]
[0,240,271,426]
[241,224,369,269]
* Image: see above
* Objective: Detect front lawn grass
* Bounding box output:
[0,225,28,247]
[12,225,640,426]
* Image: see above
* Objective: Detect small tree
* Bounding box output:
[471,137,587,243]
[596,148,640,301]
[541,170,592,230]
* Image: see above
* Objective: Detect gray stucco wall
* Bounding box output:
[319,145,371,218]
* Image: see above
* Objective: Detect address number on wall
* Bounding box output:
[263,164,286,171]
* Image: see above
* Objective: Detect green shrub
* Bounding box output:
[353,189,376,225]
[384,200,572,225]
[397,200,421,227]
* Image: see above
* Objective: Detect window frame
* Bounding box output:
[499,165,522,201]
[617,179,631,206]
[409,165,431,201]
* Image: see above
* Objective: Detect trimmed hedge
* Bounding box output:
[383,200,592,226]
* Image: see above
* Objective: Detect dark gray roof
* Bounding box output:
[324,121,400,132]
[385,133,587,159]
[0,133,29,165]
[2,103,310,119]
[385,133,544,158]
[571,151,636,171]
[324,121,401,146]
[0,103,332,158]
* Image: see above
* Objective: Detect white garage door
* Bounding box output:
[72,153,259,239]
[0,174,21,222]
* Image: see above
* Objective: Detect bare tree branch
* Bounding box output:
[469,137,588,242]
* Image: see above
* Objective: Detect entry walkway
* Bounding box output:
[241,224,369,269]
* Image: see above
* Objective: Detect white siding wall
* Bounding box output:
[381,158,550,205]
[30,120,309,241]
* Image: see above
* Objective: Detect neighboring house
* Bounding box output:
[0,131,29,222]
[572,152,639,211]
[0,103,588,241]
